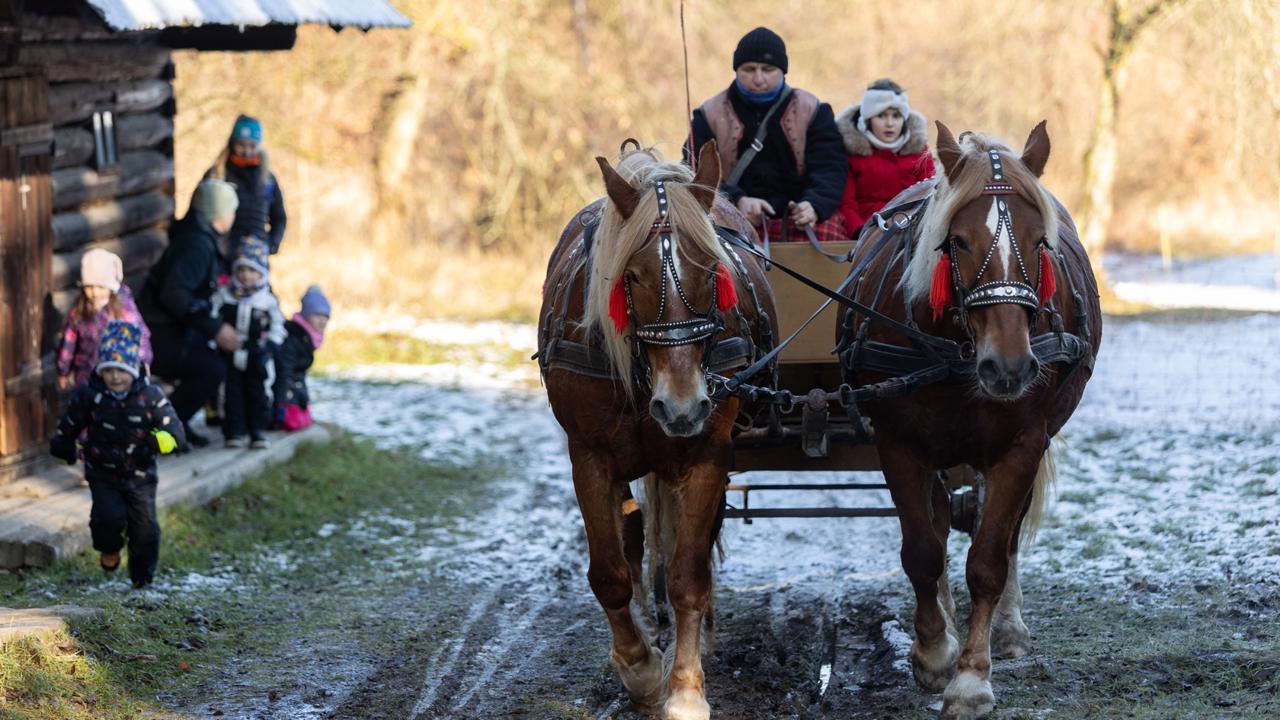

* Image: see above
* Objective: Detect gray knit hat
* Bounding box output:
[191,179,239,222]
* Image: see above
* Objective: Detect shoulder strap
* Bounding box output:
[724,86,794,188]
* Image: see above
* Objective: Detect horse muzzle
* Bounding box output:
[650,393,713,437]
[976,352,1040,401]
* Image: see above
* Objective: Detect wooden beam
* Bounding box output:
[51,190,172,251]
[50,228,167,291]
[52,150,173,210]
[53,114,173,169]
[18,42,169,83]
[18,9,133,42]
[48,78,171,125]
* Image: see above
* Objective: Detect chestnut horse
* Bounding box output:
[537,142,776,719]
[838,122,1102,719]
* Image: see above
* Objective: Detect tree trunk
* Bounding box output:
[1076,0,1193,283]
[371,35,432,252]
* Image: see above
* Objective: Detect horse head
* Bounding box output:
[912,121,1060,401]
[588,142,738,437]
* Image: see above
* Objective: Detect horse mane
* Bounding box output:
[584,146,729,393]
[903,132,1061,304]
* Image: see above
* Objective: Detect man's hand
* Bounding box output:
[736,196,776,226]
[788,200,817,227]
[215,323,243,352]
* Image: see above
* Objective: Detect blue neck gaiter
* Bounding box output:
[734,78,786,105]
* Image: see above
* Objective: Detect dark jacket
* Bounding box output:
[223,158,286,257]
[690,83,847,221]
[50,373,187,482]
[138,213,224,346]
[273,319,316,409]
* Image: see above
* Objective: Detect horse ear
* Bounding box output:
[596,156,640,219]
[690,140,721,211]
[934,121,965,182]
[1021,120,1051,178]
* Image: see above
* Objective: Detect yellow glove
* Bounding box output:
[151,429,178,455]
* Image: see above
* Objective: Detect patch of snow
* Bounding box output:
[1106,252,1280,311]
[330,312,538,351]
[880,619,914,674]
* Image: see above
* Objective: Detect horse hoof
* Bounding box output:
[612,645,665,710]
[939,671,994,720]
[992,623,1032,659]
[910,632,959,693]
[664,686,710,720]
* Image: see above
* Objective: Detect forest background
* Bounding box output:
[169,0,1280,320]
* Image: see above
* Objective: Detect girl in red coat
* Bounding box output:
[835,78,935,238]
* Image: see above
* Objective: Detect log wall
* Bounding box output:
[19,5,176,324]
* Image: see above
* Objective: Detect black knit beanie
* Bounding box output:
[733,27,788,74]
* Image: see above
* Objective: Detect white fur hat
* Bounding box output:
[859,86,911,126]
[80,248,123,292]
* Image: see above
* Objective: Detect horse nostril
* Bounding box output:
[693,398,712,423]
[1020,356,1040,384]
[649,398,670,424]
[977,358,1001,385]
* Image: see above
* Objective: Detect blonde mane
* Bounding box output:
[903,132,1061,304]
[583,147,729,392]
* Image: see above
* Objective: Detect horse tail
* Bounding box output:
[1020,438,1059,547]
[642,473,675,605]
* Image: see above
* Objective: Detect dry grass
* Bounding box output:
[169,1,1280,320]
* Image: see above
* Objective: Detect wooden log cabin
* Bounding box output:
[0,0,408,481]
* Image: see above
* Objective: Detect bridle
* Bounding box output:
[934,150,1055,338]
[617,180,729,384]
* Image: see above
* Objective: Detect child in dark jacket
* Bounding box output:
[273,285,329,432]
[50,321,185,588]
[210,237,285,449]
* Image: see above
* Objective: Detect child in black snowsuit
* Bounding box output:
[272,285,329,432]
[50,320,186,588]
[210,237,285,449]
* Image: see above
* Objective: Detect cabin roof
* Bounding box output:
[82,0,411,31]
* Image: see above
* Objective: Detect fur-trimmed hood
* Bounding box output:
[835,105,929,157]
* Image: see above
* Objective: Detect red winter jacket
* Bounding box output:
[834,106,936,236]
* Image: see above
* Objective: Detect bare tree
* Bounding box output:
[1077,0,1194,276]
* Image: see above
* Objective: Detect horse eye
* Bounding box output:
[949,236,969,252]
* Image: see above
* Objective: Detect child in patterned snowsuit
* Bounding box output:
[210,237,285,448]
[50,321,185,588]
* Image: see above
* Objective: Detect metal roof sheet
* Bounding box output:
[83,0,411,31]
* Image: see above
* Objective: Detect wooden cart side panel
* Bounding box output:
[764,240,858,364]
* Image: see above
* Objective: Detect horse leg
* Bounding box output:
[941,434,1043,720]
[662,465,725,720]
[931,472,958,632]
[882,445,960,693]
[988,489,1032,658]
[569,447,663,711]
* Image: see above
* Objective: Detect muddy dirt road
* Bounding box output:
[177,313,1280,720]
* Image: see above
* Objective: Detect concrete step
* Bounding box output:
[0,604,101,645]
[0,424,332,570]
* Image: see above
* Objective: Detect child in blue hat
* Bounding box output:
[272,285,330,431]
[50,320,186,588]
[210,238,285,448]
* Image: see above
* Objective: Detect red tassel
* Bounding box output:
[929,253,952,322]
[715,265,738,312]
[608,278,629,333]
[1038,247,1056,306]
